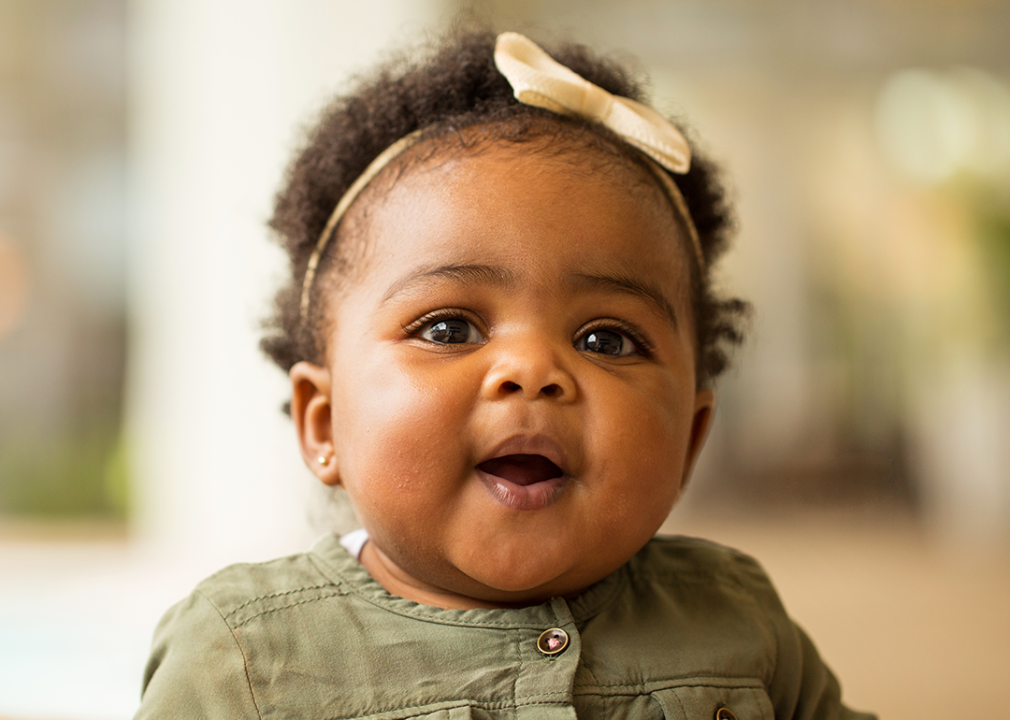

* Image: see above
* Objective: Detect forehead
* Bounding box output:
[342,138,692,298]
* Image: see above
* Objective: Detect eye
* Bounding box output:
[577,329,632,356]
[574,323,652,358]
[416,316,484,345]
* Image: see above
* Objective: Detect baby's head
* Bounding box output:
[262,29,747,609]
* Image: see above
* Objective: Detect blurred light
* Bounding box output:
[0,233,29,339]
[951,67,1010,177]
[875,68,1010,185]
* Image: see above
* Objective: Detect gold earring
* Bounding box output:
[317,455,330,466]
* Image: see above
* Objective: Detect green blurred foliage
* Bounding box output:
[0,0,127,521]
[0,427,126,519]
[977,200,1010,346]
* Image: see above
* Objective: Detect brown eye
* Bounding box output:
[420,318,482,344]
[577,329,634,356]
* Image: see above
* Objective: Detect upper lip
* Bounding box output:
[478,434,572,476]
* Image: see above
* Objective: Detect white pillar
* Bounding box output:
[911,351,1010,549]
[126,0,435,574]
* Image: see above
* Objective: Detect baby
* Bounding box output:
[136,30,875,720]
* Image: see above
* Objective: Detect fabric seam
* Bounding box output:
[576,676,767,695]
[225,583,338,618]
[194,589,265,720]
[232,591,346,628]
[317,697,573,720]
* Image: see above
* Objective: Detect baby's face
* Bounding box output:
[292,141,714,608]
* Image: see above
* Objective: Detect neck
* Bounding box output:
[358,540,537,611]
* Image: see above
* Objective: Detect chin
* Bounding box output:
[463,558,606,604]
[458,534,642,603]
[465,580,567,607]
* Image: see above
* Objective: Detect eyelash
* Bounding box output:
[401,309,485,339]
[403,310,655,358]
[575,319,656,359]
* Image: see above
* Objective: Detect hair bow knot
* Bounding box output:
[494,32,691,174]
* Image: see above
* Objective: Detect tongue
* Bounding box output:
[478,454,563,486]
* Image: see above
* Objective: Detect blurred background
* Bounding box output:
[1,0,1008,718]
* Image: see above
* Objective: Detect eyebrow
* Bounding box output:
[381,263,517,305]
[569,272,680,329]
[380,263,679,329]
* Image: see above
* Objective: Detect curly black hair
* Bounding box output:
[262,28,748,393]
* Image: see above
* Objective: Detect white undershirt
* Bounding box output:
[339,528,369,560]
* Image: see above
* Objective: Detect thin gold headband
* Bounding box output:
[299,32,703,324]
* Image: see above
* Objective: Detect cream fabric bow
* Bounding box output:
[494,32,691,174]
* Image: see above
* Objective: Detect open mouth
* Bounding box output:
[476,454,567,510]
[477,454,564,486]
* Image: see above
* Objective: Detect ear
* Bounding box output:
[680,388,716,490]
[290,361,341,486]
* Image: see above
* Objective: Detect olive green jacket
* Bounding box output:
[136,535,875,720]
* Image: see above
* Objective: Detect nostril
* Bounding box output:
[541,383,562,398]
[501,381,521,393]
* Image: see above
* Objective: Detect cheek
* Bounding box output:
[585,374,695,505]
[596,367,695,444]
[331,352,475,502]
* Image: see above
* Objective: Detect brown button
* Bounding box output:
[536,628,569,656]
[715,708,737,720]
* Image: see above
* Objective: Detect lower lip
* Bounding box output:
[478,472,568,511]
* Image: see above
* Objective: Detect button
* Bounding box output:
[715,708,737,720]
[536,628,569,656]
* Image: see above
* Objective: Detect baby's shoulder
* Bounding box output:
[627,535,785,609]
[137,540,358,718]
[190,540,347,626]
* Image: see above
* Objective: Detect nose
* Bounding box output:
[481,338,577,403]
